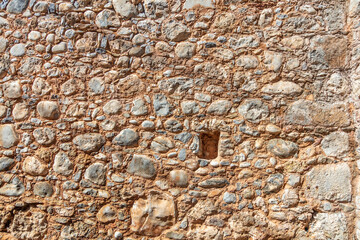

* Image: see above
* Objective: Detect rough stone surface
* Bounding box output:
[304,163,351,202]
[0,1,358,239]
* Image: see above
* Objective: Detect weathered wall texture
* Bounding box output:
[0,0,359,239]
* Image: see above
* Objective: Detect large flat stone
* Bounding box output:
[304,163,351,202]
[309,213,348,240]
[285,100,350,127]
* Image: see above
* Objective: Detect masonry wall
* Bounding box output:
[0,0,359,239]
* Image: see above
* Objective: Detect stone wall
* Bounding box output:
[0,0,358,239]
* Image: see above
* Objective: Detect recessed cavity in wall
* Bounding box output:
[198,131,220,160]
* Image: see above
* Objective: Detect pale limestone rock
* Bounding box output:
[113,0,137,18]
[97,205,117,223]
[53,152,74,176]
[10,43,26,57]
[103,100,122,115]
[183,0,214,9]
[321,131,349,158]
[309,213,348,240]
[169,170,188,187]
[261,81,302,95]
[37,101,60,120]
[73,133,105,153]
[3,81,22,99]
[0,125,19,149]
[12,103,29,121]
[151,136,174,153]
[175,42,196,58]
[22,156,47,176]
[127,154,156,179]
[304,163,351,202]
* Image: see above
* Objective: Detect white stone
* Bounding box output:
[10,43,26,57]
[321,131,349,158]
[261,81,302,95]
[309,213,348,240]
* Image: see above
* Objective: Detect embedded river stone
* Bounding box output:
[0,124,19,149]
[37,101,60,120]
[127,155,156,179]
[267,139,298,158]
[73,133,106,153]
[113,128,139,146]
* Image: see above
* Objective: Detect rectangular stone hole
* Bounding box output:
[198,131,220,160]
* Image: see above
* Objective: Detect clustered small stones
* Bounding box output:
[0,0,358,239]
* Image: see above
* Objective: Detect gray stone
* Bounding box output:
[162,20,191,42]
[113,129,139,146]
[261,81,302,95]
[0,124,19,149]
[304,163,351,202]
[34,182,53,197]
[37,101,60,120]
[229,35,260,50]
[33,78,51,96]
[6,0,29,14]
[207,100,232,115]
[131,98,148,116]
[103,100,122,115]
[175,42,196,58]
[309,213,348,240]
[0,177,24,196]
[235,55,259,69]
[263,173,284,194]
[164,119,183,133]
[178,149,186,161]
[144,0,169,19]
[10,43,25,57]
[113,0,137,18]
[259,8,273,26]
[0,157,14,171]
[238,99,269,123]
[85,162,106,185]
[321,131,349,158]
[194,93,211,102]
[127,154,156,179]
[33,127,56,146]
[153,94,172,116]
[22,156,47,176]
[151,136,174,153]
[267,139,298,158]
[53,152,74,176]
[95,9,120,28]
[97,205,117,223]
[199,178,229,188]
[183,0,214,9]
[3,81,22,99]
[285,100,350,127]
[73,133,106,153]
[223,192,236,203]
[174,132,192,143]
[88,77,105,95]
[169,170,188,187]
[181,101,199,115]
[141,120,155,130]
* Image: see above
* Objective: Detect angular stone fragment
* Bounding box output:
[304,163,351,202]
[151,136,174,153]
[144,0,168,18]
[0,125,19,149]
[162,20,191,42]
[309,213,348,240]
[238,99,269,123]
[53,152,74,176]
[3,81,22,99]
[229,35,260,50]
[188,199,217,223]
[131,98,148,116]
[103,100,122,115]
[33,78,51,96]
[33,127,56,146]
[130,191,176,236]
[262,81,302,95]
[321,131,349,158]
[34,182,53,197]
[169,170,188,187]
[73,133,105,153]
[267,139,298,158]
[22,156,47,176]
[95,10,120,28]
[164,119,183,133]
[88,77,105,95]
[0,176,24,196]
[97,205,117,223]
[199,178,229,188]
[0,37,8,53]
[127,154,156,179]
[153,94,172,116]
[175,42,196,58]
[264,51,283,72]
[263,173,284,194]
[223,192,236,203]
[285,100,350,127]
[236,55,259,69]
[52,42,67,53]
[0,157,14,171]
[6,0,29,14]
[113,0,137,18]
[181,101,199,115]
[37,101,60,120]
[112,129,139,146]
[183,0,214,9]
[207,100,232,115]
[85,162,106,185]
